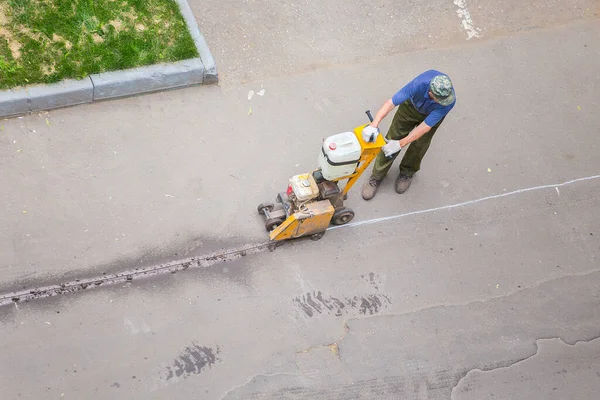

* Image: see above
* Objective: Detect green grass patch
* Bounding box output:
[0,0,198,89]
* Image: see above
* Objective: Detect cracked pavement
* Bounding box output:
[453,337,600,399]
[1,2,600,400]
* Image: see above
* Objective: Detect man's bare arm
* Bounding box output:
[399,121,431,148]
[370,99,396,128]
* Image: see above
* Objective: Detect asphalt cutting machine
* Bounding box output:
[257,111,386,241]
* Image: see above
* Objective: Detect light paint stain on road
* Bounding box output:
[454,0,482,39]
[124,317,151,335]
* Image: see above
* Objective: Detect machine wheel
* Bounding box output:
[265,217,284,232]
[257,202,275,215]
[332,208,355,225]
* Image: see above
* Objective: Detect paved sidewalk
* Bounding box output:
[191,0,599,85]
[1,18,599,290]
[1,169,598,399]
[0,7,599,400]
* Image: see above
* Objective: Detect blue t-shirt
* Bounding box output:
[391,70,456,127]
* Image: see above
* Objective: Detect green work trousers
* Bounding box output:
[371,100,445,180]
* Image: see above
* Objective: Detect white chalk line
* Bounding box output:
[329,174,600,231]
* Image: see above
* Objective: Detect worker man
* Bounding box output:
[361,70,456,200]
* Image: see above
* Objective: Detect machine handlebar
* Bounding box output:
[365,110,374,123]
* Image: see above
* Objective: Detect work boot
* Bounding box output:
[362,177,382,200]
[395,173,412,194]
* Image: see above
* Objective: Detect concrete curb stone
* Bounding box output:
[91,58,204,100]
[175,0,218,84]
[0,88,29,118]
[28,78,94,112]
[0,0,217,118]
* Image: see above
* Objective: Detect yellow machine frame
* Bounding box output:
[334,124,387,196]
[268,123,386,241]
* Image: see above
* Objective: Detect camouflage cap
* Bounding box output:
[429,75,455,106]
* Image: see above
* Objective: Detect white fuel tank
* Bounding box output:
[318,131,362,181]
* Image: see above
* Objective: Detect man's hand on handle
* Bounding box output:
[362,125,380,142]
[382,140,402,157]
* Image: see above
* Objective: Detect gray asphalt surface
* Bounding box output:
[192,0,599,85]
[1,2,599,399]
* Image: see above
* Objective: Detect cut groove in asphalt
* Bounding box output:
[0,242,275,307]
[2,174,598,307]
